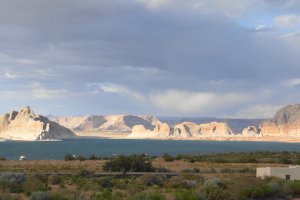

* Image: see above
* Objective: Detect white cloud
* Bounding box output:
[149,89,250,115]
[233,104,281,119]
[87,82,145,100]
[4,72,17,79]
[31,88,71,99]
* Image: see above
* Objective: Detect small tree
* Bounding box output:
[103,154,154,172]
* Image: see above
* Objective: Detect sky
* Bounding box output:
[1,0,300,118]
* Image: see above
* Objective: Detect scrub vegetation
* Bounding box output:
[0,152,299,200]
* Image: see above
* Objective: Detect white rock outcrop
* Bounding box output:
[0,106,75,141]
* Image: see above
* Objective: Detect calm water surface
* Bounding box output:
[0,139,299,160]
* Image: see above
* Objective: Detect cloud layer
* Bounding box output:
[0,0,300,118]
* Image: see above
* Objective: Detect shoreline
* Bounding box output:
[73,132,300,143]
[0,132,299,143]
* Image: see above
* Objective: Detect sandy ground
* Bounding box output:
[74,131,130,139]
[73,132,300,143]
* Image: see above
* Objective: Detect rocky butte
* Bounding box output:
[0,106,75,141]
[260,104,300,136]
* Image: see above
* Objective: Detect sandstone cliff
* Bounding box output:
[260,104,300,136]
[128,121,233,139]
[128,123,171,138]
[0,106,75,141]
[52,115,161,133]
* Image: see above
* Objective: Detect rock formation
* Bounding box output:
[153,123,171,137]
[242,126,262,137]
[127,125,154,138]
[52,115,161,133]
[0,106,75,141]
[173,122,199,137]
[260,104,300,136]
[198,122,233,135]
[128,121,233,139]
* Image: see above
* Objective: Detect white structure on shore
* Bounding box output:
[257,165,300,180]
[19,156,26,161]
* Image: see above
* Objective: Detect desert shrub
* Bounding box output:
[162,154,175,162]
[198,185,229,200]
[98,177,114,189]
[240,185,283,199]
[0,173,25,193]
[288,180,300,195]
[76,156,86,161]
[103,154,154,172]
[89,155,98,160]
[139,174,165,186]
[0,157,6,161]
[24,175,48,192]
[48,175,62,185]
[203,178,227,189]
[49,191,76,200]
[64,154,75,161]
[31,191,49,200]
[131,192,166,200]
[90,189,113,200]
[174,189,205,200]
[181,168,200,173]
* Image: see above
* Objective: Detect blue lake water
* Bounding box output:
[0,139,299,160]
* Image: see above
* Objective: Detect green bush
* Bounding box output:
[103,154,154,172]
[288,181,300,195]
[98,177,114,189]
[64,154,75,161]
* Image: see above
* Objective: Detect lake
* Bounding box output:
[0,139,299,160]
